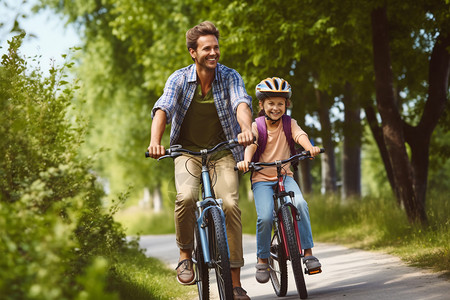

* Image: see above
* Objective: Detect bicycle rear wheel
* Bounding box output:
[269,228,288,297]
[194,222,210,299]
[208,206,233,300]
[280,205,308,299]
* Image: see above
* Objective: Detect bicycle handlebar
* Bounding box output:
[234,148,325,172]
[145,138,241,160]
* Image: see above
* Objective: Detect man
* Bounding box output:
[147,21,253,300]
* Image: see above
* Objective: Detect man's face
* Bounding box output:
[189,35,220,71]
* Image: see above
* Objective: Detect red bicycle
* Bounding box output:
[240,149,324,299]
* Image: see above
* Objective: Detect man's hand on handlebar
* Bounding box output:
[147,143,166,159]
[237,129,254,147]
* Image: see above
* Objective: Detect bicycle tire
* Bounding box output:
[281,205,308,299]
[194,222,210,299]
[208,207,233,300]
[269,227,288,297]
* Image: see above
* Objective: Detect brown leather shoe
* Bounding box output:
[233,286,251,300]
[175,259,195,285]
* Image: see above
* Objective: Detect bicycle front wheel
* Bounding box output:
[208,206,233,300]
[281,205,308,299]
[269,228,288,297]
[194,222,210,299]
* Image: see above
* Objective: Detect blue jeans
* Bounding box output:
[252,176,314,259]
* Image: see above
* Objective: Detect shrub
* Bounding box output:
[0,33,131,299]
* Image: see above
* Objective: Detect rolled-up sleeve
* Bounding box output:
[151,72,181,123]
[229,71,252,113]
[291,119,308,143]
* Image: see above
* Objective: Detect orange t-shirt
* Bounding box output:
[251,118,308,183]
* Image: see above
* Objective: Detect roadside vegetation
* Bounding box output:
[0,34,194,300]
[308,193,449,278]
[118,173,449,279]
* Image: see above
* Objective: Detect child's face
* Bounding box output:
[260,97,286,120]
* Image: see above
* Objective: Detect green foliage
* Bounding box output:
[115,209,176,236]
[361,125,393,197]
[37,0,450,226]
[0,33,140,299]
[428,125,450,192]
[76,258,120,300]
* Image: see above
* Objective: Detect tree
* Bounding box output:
[370,3,449,225]
[40,0,450,226]
[342,82,362,198]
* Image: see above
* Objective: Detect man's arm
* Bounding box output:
[147,109,167,159]
[236,102,254,146]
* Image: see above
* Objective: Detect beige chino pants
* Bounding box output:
[174,153,244,268]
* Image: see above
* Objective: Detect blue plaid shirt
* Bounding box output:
[152,63,252,161]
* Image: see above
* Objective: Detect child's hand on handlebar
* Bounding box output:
[236,160,250,172]
[147,144,166,159]
[307,146,321,157]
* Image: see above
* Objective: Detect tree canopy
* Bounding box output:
[37,0,450,223]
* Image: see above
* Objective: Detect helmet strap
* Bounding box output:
[264,113,282,125]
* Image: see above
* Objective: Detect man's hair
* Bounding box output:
[186,21,220,50]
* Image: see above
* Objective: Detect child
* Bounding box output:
[237,77,322,284]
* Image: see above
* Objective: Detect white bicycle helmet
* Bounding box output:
[255,77,292,101]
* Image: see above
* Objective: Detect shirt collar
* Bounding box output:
[187,63,220,83]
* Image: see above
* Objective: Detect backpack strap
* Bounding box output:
[252,116,267,162]
[282,115,299,171]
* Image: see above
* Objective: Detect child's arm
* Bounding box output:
[297,135,321,157]
[237,142,257,172]
[292,119,321,157]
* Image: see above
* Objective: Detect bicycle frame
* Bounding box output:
[147,139,238,299]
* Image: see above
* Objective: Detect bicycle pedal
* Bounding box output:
[305,267,322,275]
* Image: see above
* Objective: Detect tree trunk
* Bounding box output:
[314,84,337,194]
[371,6,433,225]
[364,104,397,201]
[405,32,450,217]
[342,82,362,200]
[298,159,312,194]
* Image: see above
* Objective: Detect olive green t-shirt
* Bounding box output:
[177,84,229,159]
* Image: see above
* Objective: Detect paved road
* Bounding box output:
[139,234,449,299]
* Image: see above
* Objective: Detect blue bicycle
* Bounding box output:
[146,139,240,300]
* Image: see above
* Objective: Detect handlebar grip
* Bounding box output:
[234,166,239,171]
[145,149,171,158]
[320,148,325,153]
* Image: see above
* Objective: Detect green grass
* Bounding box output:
[114,207,175,236]
[308,193,450,278]
[109,248,197,300]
